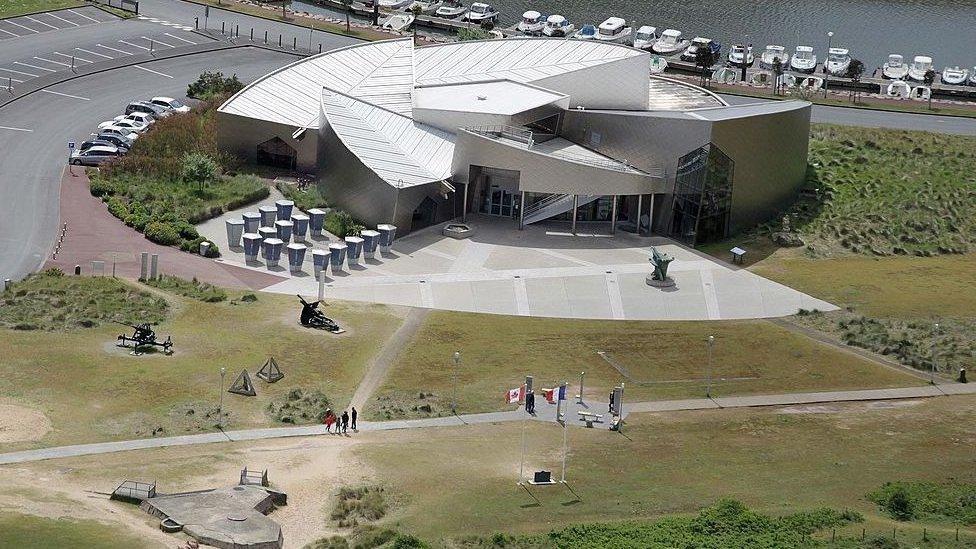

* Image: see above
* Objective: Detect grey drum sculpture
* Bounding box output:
[344,236,364,266]
[242,211,261,233]
[275,219,293,243]
[242,233,262,261]
[329,242,347,271]
[360,229,379,259]
[308,208,326,237]
[287,243,306,273]
[262,238,284,268]
[312,249,328,277]
[377,224,397,254]
[258,226,276,242]
[225,218,244,248]
[275,199,294,221]
[291,214,309,243]
[258,205,277,227]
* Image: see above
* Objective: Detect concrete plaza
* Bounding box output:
[201,206,834,320]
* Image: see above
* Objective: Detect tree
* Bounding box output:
[411,4,422,41]
[341,0,353,32]
[771,57,784,95]
[845,59,865,103]
[694,43,717,87]
[480,19,494,32]
[923,68,936,109]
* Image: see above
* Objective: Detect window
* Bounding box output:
[667,144,734,246]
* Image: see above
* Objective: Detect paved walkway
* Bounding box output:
[1,383,972,466]
[349,307,430,411]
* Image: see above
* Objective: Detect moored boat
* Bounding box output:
[825,47,851,76]
[381,12,414,30]
[907,55,934,82]
[541,14,574,37]
[465,2,498,23]
[941,66,969,86]
[760,45,789,69]
[435,0,466,19]
[516,10,543,34]
[632,25,658,51]
[882,54,909,80]
[595,17,631,43]
[727,44,754,67]
[790,45,817,73]
[651,29,689,55]
[681,37,720,63]
[574,24,597,40]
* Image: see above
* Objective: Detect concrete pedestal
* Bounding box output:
[312,249,328,277]
[225,218,245,248]
[258,205,277,228]
[377,224,397,254]
[242,211,261,234]
[262,238,283,268]
[257,227,276,243]
[242,233,262,262]
[291,214,309,243]
[360,229,379,259]
[275,219,293,243]
[287,243,306,273]
[344,236,364,266]
[308,208,326,237]
[275,199,294,222]
[645,274,676,288]
[328,242,348,272]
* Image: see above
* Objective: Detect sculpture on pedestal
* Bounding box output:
[297,295,341,333]
[646,247,676,287]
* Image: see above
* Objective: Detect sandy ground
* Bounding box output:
[0,403,51,444]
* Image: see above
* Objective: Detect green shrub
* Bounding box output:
[145,275,227,302]
[391,534,428,549]
[457,27,489,41]
[275,181,329,211]
[331,486,388,526]
[181,151,220,185]
[266,388,332,424]
[867,481,976,524]
[187,70,244,100]
[144,221,181,246]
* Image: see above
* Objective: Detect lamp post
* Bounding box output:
[218,366,226,428]
[824,31,834,98]
[706,335,714,398]
[451,350,461,414]
[932,323,939,385]
[391,179,404,225]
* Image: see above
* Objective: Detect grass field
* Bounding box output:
[368,312,922,419]
[0,513,149,548]
[0,282,401,450]
[0,0,81,18]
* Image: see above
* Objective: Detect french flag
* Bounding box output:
[543,386,566,404]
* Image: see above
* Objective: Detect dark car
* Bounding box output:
[95,133,135,150]
[125,100,169,118]
[80,139,128,152]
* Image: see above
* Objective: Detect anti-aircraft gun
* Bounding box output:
[115,321,173,355]
[297,295,341,333]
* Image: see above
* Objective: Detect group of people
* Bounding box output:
[323,406,357,434]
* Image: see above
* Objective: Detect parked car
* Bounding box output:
[125,100,169,118]
[114,112,155,126]
[69,145,122,166]
[97,118,149,133]
[150,96,190,114]
[80,139,127,153]
[95,133,135,150]
[98,126,140,141]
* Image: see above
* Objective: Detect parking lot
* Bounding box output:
[0,7,117,40]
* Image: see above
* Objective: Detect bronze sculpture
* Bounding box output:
[649,247,674,282]
[297,295,341,333]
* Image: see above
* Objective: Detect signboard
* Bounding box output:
[67,141,75,149]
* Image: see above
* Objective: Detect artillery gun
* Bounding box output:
[297,295,341,333]
[115,321,174,355]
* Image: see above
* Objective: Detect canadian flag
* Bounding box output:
[543,386,566,404]
[506,385,525,404]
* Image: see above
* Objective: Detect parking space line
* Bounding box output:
[5,20,40,34]
[33,56,72,68]
[67,9,101,23]
[24,16,59,30]
[0,27,17,37]
[0,67,38,77]
[142,36,174,48]
[118,39,150,51]
[133,64,173,78]
[0,75,24,83]
[46,13,80,27]
[97,44,132,56]
[163,32,196,44]
[75,47,112,59]
[0,125,33,132]
[40,89,90,101]
[13,61,56,72]
[54,52,92,63]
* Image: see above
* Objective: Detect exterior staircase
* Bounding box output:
[522,194,601,226]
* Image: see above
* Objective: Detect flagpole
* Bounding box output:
[518,413,527,484]
[561,381,568,483]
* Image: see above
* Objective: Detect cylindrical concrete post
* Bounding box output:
[262,238,284,268]
[275,199,294,221]
[225,218,245,248]
[150,253,159,279]
[360,229,379,259]
[329,242,348,272]
[307,208,326,237]
[258,205,277,227]
[377,224,397,254]
[199,241,211,257]
[344,236,364,266]
[242,233,262,262]
[258,226,277,242]
[312,249,328,277]
[291,214,309,243]
[140,252,148,279]
[287,243,307,273]
[242,211,261,233]
[275,219,294,243]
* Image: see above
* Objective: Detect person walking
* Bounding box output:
[324,409,335,433]
[341,410,349,434]
[351,407,358,431]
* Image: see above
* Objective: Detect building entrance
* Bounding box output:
[482,186,517,217]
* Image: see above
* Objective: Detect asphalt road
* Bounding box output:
[0,47,296,283]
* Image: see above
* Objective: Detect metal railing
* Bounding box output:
[464,124,534,145]
[522,193,570,219]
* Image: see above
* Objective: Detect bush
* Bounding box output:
[266,388,331,424]
[181,152,220,185]
[144,221,182,246]
[331,486,388,526]
[186,70,244,100]
[145,274,227,302]
[867,481,976,524]
[457,27,489,41]
[391,534,428,549]
[325,211,364,238]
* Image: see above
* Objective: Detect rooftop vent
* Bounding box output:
[476,95,487,101]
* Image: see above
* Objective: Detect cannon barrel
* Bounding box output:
[112,320,140,329]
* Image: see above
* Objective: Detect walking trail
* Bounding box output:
[1,383,973,466]
[348,307,430,411]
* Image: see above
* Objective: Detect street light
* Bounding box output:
[391,179,404,225]
[218,366,227,429]
[706,335,714,398]
[932,323,939,385]
[451,350,461,414]
[824,31,834,98]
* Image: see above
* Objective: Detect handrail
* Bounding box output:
[522,193,570,218]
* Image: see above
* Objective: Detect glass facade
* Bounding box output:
[668,143,734,246]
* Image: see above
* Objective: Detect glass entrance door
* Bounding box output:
[482,185,517,217]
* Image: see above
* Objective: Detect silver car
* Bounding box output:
[70,145,122,166]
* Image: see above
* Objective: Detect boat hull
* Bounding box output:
[652,42,688,55]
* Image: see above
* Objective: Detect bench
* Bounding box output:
[577,411,603,428]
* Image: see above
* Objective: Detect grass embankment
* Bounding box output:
[0,268,167,331]
[868,481,976,525]
[369,311,921,419]
[144,274,227,302]
[0,281,400,450]
[360,395,976,544]
[91,97,269,256]
[0,0,81,18]
[0,513,149,549]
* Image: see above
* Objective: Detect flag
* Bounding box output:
[506,385,525,404]
[544,386,567,404]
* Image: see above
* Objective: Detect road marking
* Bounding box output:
[0,67,38,77]
[513,276,530,315]
[605,272,625,319]
[40,89,90,101]
[33,56,72,68]
[142,36,174,48]
[118,39,150,51]
[133,64,173,78]
[75,47,112,59]
[0,76,24,83]
[699,268,721,320]
[5,20,40,33]
[13,61,56,72]
[24,16,58,30]
[67,9,101,23]
[54,52,92,63]
[0,27,17,37]
[0,125,33,132]
[46,13,80,27]
[97,44,132,56]
[163,32,196,44]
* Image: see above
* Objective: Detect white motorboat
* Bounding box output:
[595,17,631,43]
[760,45,789,69]
[465,2,497,23]
[907,55,933,82]
[681,37,717,62]
[970,68,976,86]
[574,24,597,40]
[404,0,443,13]
[541,14,574,37]
[516,10,544,34]
[632,25,658,51]
[886,79,911,98]
[941,66,969,86]
[882,54,909,80]
[435,0,466,19]
[649,56,667,74]
[825,47,851,76]
[378,0,414,9]
[911,85,931,100]
[776,73,797,89]
[652,29,689,55]
[713,67,737,83]
[798,75,823,90]
[381,12,414,30]
[727,44,754,67]
[790,45,817,73]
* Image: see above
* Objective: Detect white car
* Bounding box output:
[69,145,122,166]
[114,112,155,126]
[99,126,140,141]
[98,118,149,134]
[150,96,190,114]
